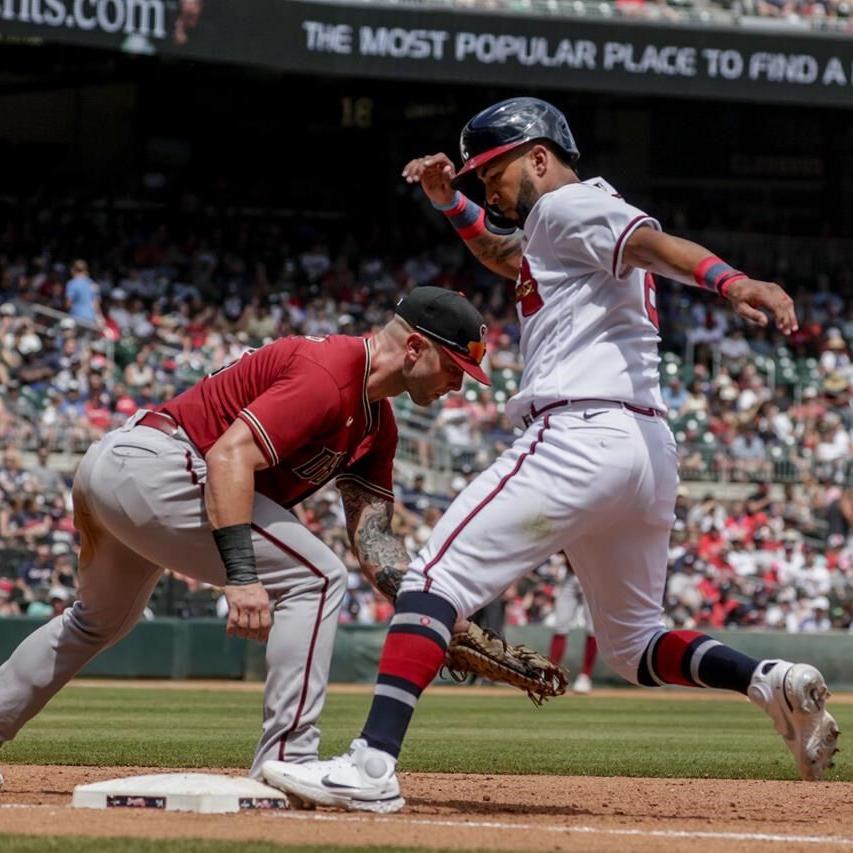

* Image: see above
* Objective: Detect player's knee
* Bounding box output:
[66,604,129,647]
[321,555,348,597]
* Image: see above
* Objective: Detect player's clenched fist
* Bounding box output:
[725,278,799,336]
[224,581,272,642]
[402,153,457,208]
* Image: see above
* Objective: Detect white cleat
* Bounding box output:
[262,738,404,813]
[572,673,592,695]
[748,659,840,781]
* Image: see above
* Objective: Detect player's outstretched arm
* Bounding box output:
[338,480,409,599]
[403,153,522,280]
[623,227,798,335]
[206,419,272,643]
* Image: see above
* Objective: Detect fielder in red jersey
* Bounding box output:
[162,335,399,510]
[0,287,489,779]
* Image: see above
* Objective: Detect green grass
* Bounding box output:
[3,685,851,781]
[2,840,462,853]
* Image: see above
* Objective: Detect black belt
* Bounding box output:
[521,399,664,428]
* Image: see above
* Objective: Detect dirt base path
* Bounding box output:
[2,765,852,851]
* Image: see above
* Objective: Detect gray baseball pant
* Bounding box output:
[0,411,347,776]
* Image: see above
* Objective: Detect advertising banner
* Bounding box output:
[1,0,852,106]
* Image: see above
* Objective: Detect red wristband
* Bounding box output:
[457,207,486,240]
[441,192,487,241]
[693,256,746,298]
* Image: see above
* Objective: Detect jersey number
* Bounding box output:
[644,273,660,331]
[516,257,544,317]
[294,448,348,484]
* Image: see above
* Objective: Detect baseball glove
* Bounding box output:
[443,623,569,706]
[372,567,568,705]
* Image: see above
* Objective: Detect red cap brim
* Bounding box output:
[452,139,531,186]
[441,345,491,386]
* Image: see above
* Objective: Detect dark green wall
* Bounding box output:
[1,618,851,688]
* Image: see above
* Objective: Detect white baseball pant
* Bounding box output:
[399,401,679,683]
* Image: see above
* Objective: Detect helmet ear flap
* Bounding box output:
[454,172,519,234]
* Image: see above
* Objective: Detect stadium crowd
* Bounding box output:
[431,0,853,28]
[460,0,853,25]
[0,204,851,633]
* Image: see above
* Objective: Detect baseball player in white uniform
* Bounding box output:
[261,97,839,812]
[550,559,597,694]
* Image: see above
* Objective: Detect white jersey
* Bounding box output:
[505,177,665,427]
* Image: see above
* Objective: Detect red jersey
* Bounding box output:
[162,335,397,508]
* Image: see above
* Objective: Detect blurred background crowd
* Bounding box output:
[437,0,853,27]
[0,199,850,633]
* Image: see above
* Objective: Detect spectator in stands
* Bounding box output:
[107,289,132,333]
[64,260,103,328]
[720,327,752,363]
[403,251,440,286]
[815,413,851,483]
[432,398,479,472]
[662,376,688,412]
[14,316,42,358]
[755,0,797,17]
[17,542,55,591]
[489,332,523,373]
[827,488,853,542]
[299,243,331,283]
[681,379,709,415]
[0,578,21,616]
[29,446,65,496]
[800,596,832,632]
[25,587,53,619]
[736,366,771,414]
[0,302,17,341]
[127,296,156,339]
[111,382,138,420]
[124,347,155,389]
[687,304,727,348]
[820,328,849,374]
[0,198,850,630]
[48,585,73,617]
[84,370,113,434]
[401,474,432,514]
[4,379,38,425]
[730,429,770,479]
[58,381,86,420]
[0,447,32,497]
[239,297,277,343]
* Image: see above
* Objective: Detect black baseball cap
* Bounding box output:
[395,286,490,386]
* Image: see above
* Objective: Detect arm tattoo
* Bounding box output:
[339,481,410,589]
[375,567,405,600]
[466,230,523,277]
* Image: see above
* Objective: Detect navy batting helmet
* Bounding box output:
[453,97,579,187]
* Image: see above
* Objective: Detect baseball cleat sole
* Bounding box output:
[750,661,840,781]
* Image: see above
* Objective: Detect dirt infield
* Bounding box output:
[4,683,852,850]
[2,764,852,851]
